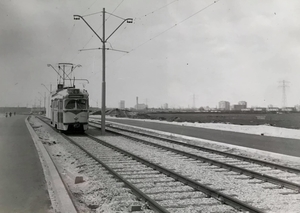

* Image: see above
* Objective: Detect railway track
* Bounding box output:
[37,116,163,212]
[88,119,300,212]
[90,120,300,175]
[89,120,300,192]
[69,134,254,212]
[37,116,261,212]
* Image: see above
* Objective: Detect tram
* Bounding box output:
[50,84,89,132]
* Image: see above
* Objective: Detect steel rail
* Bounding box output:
[36,116,170,213]
[62,135,170,213]
[101,125,300,192]
[86,134,264,213]
[92,120,300,175]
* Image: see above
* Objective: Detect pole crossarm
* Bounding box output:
[73,15,133,43]
[74,15,104,43]
[79,47,128,53]
[107,48,129,53]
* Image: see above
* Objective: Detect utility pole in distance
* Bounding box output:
[278,80,289,108]
[74,8,133,135]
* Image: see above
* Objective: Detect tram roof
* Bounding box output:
[51,87,88,99]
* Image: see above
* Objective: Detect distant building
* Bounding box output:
[282,107,295,112]
[163,103,168,109]
[135,103,147,110]
[241,108,251,112]
[252,107,267,112]
[119,100,125,109]
[232,104,246,111]
[238,101,247,108]
[204,106,211,111]
[218,101,230,111]
[267,107,280,112]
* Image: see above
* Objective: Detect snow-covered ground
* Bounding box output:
[90,115,300,140]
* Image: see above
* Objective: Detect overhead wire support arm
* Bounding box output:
[79,47,128,53]
[73,15,104,43]
[107,48,129,53]
[79,47,102,51]
[106,18,133,41]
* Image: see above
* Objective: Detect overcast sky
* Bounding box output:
[1,0,300,108]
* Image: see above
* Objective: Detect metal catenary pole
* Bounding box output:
[101,8,106,135]
[73,9,132,135]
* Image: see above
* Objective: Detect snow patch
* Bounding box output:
[90,115,300,140]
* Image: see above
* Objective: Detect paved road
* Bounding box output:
[0,115,51,213]
[106,118,300,158]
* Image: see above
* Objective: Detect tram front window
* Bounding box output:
[65,100,76,109]
[77,99,87,109]
[65,99,87,110]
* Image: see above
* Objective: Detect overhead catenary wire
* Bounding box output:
[58,23,76,61]
[71,0,175,67]
[111,0,125,14]
[136,0,180,20]
[82,11,103,18]
[107,0,221,66]
[105,11,126,20]
[57,0,99,62]
[59,0,96,61]
[79,0,221,80]
[83,0,98,14]
[130,0,221,53]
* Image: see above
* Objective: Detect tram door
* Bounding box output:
[51,100,54,124]
[52,100,58,127]
[58,100,63,129]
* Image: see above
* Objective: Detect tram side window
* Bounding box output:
[77,99,87,109]
[52,100,57,108]
[59,100,63,109]
[65,100,76,109]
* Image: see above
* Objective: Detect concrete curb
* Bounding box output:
[25,117,77,213]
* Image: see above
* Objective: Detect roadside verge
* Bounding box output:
[25,116,77,213]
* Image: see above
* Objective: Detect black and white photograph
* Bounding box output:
[1,0,300,212]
